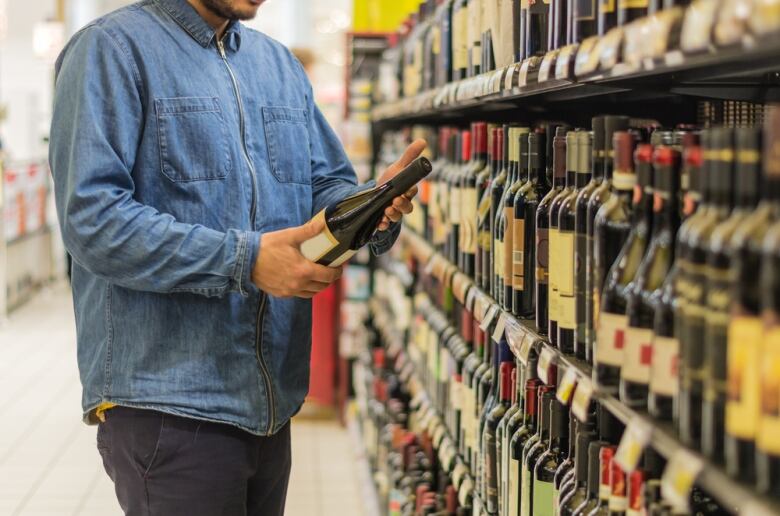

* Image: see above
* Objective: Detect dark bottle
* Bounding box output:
[559,435,602,515]
[499,128,525,312]
[476,334,503,498]
[462,122,489,278]
[586,117,631,363]
[433,0,454,88]
[533,397,570,516]
[594,142,654,393]
[549,0,569,49]
[679,128,733,451]
[449,130,469,265]
[571,442,610,515]
[461,312,486,467]
[617,0,647,26]
[508,378,543,516]
[537,127,569,333]
[649,143,702,422]
[508,128,533,314]
[477,127,499,290]
[485,360,516,513]
[549,131,579,346]
[726,126,775,482]
[573,0,598,42]
[574,119,605,360]
[559,131,593,355]
[519,0,529,62]
[620,144,681,409]
[468,319,491,471]
[301,157,432,266]
[515,130,550,318]
[553,410,580,505]
[526,0,551,57]
[757,111,780,499]
[598,0,617,35]
[703,127,759,463]
[520,386,555,516]
[492,127,510,303]
[584,446,616,515]
[451,0,469,81]
[498,361,525,515]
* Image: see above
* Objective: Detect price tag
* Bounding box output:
[466,286,478,312]
[452,461,469,489]
[741,500,779,516]
[480,303,500,332]
[444,264,458,289]
[504,63,519,90]
[492,311,508,342]
[423,253,437,277]
[426,413,439,437]
[538,50,558,83]
[505,317,525,355]
[517,57,538,88]
[664,50,684,67]
[556,367,579,405]
[615,418,653,472]
[599,27,624,70]
[571,379,594,422]
[537,346,557,385]
[452,272,471,304]
[492,69,506,94]
[458,477,475,507]
[517,335,534,365]
[681,0,718,52]
[574,36,600,77]
[441,442,457,472]
[555,44,578,80]
[473,294,488,324]
[410,390,426,410]
[433,424,446,447]
[661,449,704,513]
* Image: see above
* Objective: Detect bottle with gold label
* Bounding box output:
[505,127,533,312]
[621,142,680,409]
[462,122,489,279]
[702,126,759,464]
[515,129,551,319]
[452,0,469,80]
[498,127,524,312]
[574,0,598,42]
[491,127,510,303]
[537,127,570,334]
[586,117,631,363]
[450,130,470,266]
[617,0,648,26]
[549,0,569,48]
[594,140,654,393]
[478,126,500,291]
[549,131,579,346]
[599,0,618,35]
[442,131,459,263]
[679,128,733,451]
[726,122,777,484]
[509,379,542,516]
[467,0,483,77]
[497,362,523,515]
[558,131,593,355]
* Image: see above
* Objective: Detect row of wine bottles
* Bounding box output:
[359,266,728,515]
[376,106,780,497]
[381,0,778,102]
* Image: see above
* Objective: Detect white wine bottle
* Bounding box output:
[300,156,433,267]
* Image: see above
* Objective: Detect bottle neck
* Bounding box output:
[549,403,570,452]
[575,432,597,486]
[575,170,592,188]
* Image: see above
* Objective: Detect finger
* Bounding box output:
[295,291,317,299]
[377,221,390,231]
[289,216,326,245]
[385,206,403,223]
[392,139,427,170]
[392,196,413,214]
[403,186,418,199]
[307,263,344,284]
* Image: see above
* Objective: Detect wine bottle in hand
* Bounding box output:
[300,156,433,267]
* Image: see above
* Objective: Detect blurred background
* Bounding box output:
[0,1,420,515]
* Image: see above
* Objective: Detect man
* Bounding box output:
[49,0,424,514]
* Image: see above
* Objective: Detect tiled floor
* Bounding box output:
[0,283,370,516]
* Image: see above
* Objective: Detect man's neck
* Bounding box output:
[187,0,230,39]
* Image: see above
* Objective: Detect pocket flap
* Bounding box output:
[155,97,222,116]
[262,106,307,124]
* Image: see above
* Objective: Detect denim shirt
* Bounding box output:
[49,0,400,435]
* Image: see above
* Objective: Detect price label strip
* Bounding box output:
[571,379,594,422]
[480,303,501,332]
[661,449,704,513]
[615,417,653,472]
[556,367,579,405]
[537,346,557,385]
[504,63,519,90]
[492,311,508,343]
[459,477,475,507]
[517,335,534,366]
[452,461,469,490]
[505,317,525,356]
[555,44,578,80]
[538,50,559,83]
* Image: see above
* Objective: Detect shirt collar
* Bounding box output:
[155,0,242,51]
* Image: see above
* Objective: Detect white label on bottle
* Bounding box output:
[520,463,532,516]
[328,249,357,267]
[595,312,627,367]
[509,457,521,516]
[299,209,340,263]
[621,326,654,383]
[650,336,679,396]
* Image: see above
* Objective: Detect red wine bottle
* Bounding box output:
[301,157,432,266]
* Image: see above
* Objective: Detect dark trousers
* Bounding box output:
[97,406,291,516]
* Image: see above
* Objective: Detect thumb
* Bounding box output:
[380,139,428,185]
[289,215,326,245]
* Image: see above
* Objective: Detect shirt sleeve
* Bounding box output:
[303,75,400,256]
[49,25,257,297]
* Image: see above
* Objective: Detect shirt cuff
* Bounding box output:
[238,231,261,296]
[370,221,401,256]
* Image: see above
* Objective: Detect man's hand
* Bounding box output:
[376,139,428,232]
[252,217,343,298]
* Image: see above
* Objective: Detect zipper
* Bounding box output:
[217,37,275,434]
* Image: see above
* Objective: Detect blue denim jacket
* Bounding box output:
[49,0,399,435]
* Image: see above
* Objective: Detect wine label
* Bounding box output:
[532,479,555,516]
[601,0,616,13]
[758,326,780,455]
[558,230,576,330]
[463,187,478,254]
[299,209,340,262]
[432,26,442,56]
[495,237,504,279]
[453,8,468,70]
[621,326,654,384]
[450,377,463,411]
[595,312,627,367]
[451,186,462,232]
[576,0,597,20]
[504,208,515,286]
[548,228,560,322]
[650,336,679,397]
[520,462,532,516]
[536,228,549,284]
[618,0,648,7]
[726,316,762,439]
[509,457,521,516]
[513,218,526,290]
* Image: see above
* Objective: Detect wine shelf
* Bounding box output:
[372,33,780,124]
[391,228,780,516]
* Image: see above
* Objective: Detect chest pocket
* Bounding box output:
[262,106,311,184]
[155,97,232,182]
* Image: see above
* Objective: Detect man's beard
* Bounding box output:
[200,0,258,21]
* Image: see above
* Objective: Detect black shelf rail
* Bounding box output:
[397,229,780,516]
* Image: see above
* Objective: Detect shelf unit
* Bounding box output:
[388,229,780,516]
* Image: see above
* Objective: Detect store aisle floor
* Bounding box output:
[0,284,367,516]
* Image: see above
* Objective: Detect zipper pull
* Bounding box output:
[217,39,226,59]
